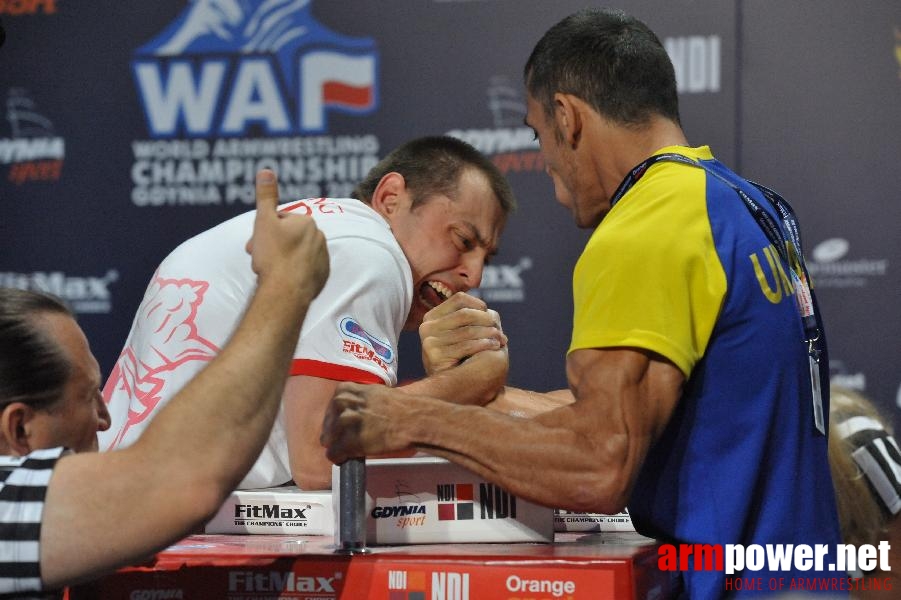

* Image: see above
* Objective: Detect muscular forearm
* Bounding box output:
[409,399,632,512]
[325,383,629,513]
[324,349,682,516]
[486,386,574,417]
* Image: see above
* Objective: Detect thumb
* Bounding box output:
[255,168,280,222]
[247,169,279,255]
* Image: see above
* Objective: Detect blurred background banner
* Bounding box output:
[1,1,899,426]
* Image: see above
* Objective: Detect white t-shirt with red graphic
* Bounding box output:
[99,198,412,489]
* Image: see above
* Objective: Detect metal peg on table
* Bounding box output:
[338,458,367,553]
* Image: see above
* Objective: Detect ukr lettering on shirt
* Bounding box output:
[750,240,807,305]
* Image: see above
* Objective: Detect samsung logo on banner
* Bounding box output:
[664,35,721,93]
[0,270,118,314]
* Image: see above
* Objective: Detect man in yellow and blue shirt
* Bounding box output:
[320,9,843,599]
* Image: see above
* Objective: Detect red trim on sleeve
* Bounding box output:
[290,359,385,384]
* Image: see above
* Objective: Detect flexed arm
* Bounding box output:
[322,347,683,513]
[39,170,329,589]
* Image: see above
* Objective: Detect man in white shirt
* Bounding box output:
[100,136,514,490]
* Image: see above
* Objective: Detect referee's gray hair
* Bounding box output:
[0,287,73,410]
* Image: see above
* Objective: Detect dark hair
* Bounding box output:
[0,288,73,410]
[524,8,680,127]
[352,135,516,215]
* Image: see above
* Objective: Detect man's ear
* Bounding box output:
[553,92,584,149]
[0,402,36,457]
[370,172,407,218]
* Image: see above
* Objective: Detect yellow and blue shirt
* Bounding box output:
[571,146,842,598]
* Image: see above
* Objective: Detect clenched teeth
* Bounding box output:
[427,281,452,300]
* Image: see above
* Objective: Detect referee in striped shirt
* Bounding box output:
[0,170,328,597]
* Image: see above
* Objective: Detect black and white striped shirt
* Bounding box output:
[835,413,901,517]
[0,447,65,597]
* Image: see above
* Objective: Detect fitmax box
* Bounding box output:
[331,457,554,544]
[554,508,637,533]
[204,486,334,535]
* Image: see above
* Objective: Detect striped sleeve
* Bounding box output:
[0,447,66,595]
[835,416,901,516]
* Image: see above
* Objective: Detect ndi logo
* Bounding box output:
[386,570,470,600]
[664,35,721,93]
[437,483,475,521]
[435,481,518,520]
[387,570,427,599]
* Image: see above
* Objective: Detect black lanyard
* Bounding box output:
[609,153,820,348]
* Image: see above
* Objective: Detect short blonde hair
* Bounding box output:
[829,385,895,548]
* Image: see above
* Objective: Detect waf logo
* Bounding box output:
[387,570,470,600]
[102,275,220,449]
[132,0,378,138]
[437,482,518,521]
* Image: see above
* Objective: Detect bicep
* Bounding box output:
[564,347,683,437]
[40,450,220,589]
[282,375,341,489]
[283,375,339,443]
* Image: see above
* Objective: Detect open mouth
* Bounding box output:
[418,280,452,309]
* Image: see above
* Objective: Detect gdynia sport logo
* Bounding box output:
[658,542,893,593]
